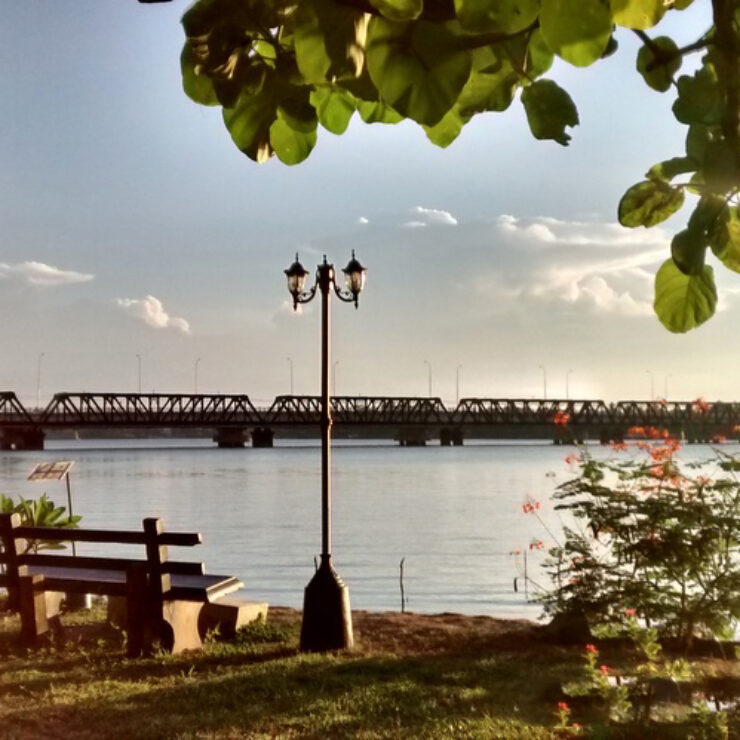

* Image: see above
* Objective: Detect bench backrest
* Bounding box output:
[0,513,203,610]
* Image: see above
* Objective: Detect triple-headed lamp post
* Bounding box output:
[285,251,367,652]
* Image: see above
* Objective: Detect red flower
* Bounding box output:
[625,608,637,618]
[529,539,545,550]
[585,643,597,654]
[693,397,711,414]
[600,664,610,674]
[554,410,571,426]
[610,441,627,451]
[557,701,570,711]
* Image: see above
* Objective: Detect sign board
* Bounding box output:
[28,460,75,482]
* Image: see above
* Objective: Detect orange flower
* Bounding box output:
[693,397,711,414]
[627,426,645,437]
[529,539,545,550]
[564,453,581,466]
[554,410,571,426]
[610,441,627,451]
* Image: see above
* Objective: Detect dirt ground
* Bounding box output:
[268,606,546,656]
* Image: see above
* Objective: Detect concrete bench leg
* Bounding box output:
[161,601,204,654]
[19,574,48,646]
[199,597,269,639]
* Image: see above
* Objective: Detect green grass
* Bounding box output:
[0,603,738,738]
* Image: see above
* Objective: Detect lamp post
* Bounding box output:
[645,369,654,400]
[424,360,432,397]
[287,357,294,395]
[566,368,573,400]
[36,352,45,409]
[136,354,142,394]
[194,357,201,394]
[456,364,463,405]
[285,251,366,652]
[538,364,547,400]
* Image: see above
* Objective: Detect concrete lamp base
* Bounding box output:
[300,557,353,652]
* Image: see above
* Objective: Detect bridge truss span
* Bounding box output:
[39,393,263,428]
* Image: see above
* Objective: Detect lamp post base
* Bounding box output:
[299,556,353,652]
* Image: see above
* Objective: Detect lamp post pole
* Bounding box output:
[285,252,366,652]
[456,364,463,405]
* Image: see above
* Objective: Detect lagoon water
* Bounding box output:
[0,439,733,620]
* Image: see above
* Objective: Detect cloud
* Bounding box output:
[357,216,369,225]
[403,206,458,228]
[402,220,427,228]
[0,261,94,288]
[477,216,670,317]
[114,295,191,333]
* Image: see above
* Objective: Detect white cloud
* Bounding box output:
[0,261,94,288]
[402,220,427,228]
[357,216,369,225]
[410,206,458,226]
[114,295,191,333]
[477,216,670,317]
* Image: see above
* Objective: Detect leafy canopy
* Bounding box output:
[148,0,740,332]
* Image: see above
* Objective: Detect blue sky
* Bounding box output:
[0,0,732,406]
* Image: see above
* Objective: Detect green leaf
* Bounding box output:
[521,79,579,145]
[454,0,539,33]
[527,29,555,77]
[457,47,520,116]
[357,99,403,123]
[539,0,612,67]
[671,227,706,275]
[368,0,423,22]
[293,0,365,83]
[366,18,473,126]
[310,87,356,134]
[522,80,578,146]
[646,157,696,182]
[610,0,665,29]
[710,205,740,273]
[654,259,716,332]
[223,87,278,162]
[181,43,219,106]
[636,36,681,93]
[686,124,717,163]
[703,140,740,193]
[269,115,317,164]
[618,180,684,228]
[424,106,468,147]
[673,65,724,125]
[277,93,318,134]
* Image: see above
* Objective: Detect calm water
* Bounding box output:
[1,439,734,619]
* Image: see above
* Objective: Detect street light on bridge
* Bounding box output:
[284,250,366,652]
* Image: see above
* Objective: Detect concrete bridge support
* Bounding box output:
[251,427,274,448]
[0,427,45,451]
[397,428,429,447]
[213,428,249,448]
[440,427,464,446]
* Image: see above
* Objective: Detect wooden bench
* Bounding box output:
[0,513,248,656]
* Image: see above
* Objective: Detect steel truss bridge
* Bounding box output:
[1,392,738,451]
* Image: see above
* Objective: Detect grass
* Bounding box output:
[0,602,738,738]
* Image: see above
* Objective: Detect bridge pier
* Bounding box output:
[251,427,274,448]
[213,428,249,448]
[0,427,45,451]
[440,427,464,446]
[397,428,429,447]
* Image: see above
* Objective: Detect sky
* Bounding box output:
[0,0,733,407]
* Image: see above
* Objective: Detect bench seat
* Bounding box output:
[25,566,242,602]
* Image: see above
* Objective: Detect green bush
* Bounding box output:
[1,493,81,554]
[539,435,740,645]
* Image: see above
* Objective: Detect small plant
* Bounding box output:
[1,493,81,554]
[539,434,740,646]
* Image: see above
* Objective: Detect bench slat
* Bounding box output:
[20,554,205,576]
[14,527,202,547]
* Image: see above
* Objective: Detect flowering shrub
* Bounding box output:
[539,435,740,645]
